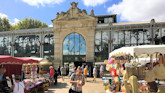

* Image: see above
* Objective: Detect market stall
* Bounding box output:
[0,56,24,79]
[21,57,51,93]
[106,45,165,93]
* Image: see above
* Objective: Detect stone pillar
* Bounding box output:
[40,32,44,58]
[54,30,63,66]
[86,29,95,62]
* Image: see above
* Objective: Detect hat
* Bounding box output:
[49,66,53,69]
[108,58,114,64]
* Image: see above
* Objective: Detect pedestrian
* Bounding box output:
[61,66,66,81]
[84,66,88,82]
[21,68,25,80]
[69,66,76,77]
[93,66,97,82]
[100,64,104,78]
[54,69,58,85]
[69,66,85,93]
[49,66,55,86]
[81,65,84,73]
[39,68,44,77]
[9,75,25,93]
[57,65,61,76]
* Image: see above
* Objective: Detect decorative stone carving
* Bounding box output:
[56,12,59,18]
[90,9,94,16]
[52,2,96,21]
[82,9,87,14]
[71,2,78,9]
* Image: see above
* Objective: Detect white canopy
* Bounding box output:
[109,45,165,58]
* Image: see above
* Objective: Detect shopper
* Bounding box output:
[100,64,104,78]
[39,68,44,76]
[57,65,61,76]
[81,65,84,73]
[84,66,88,82]
[69,66,76,77]
[61,66,66,81]
[49,66,55,85]
[9,75,25,93]
[54,69,58,85]
[93,66,97,82]
[69,66,85,93]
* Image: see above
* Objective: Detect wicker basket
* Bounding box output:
[137,65,145,80]
[43,87,49,91]
[125,65,145,80]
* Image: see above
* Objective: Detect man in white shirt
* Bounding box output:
[9,75,25,93]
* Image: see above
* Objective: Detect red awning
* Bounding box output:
[0,55,39,64]
[0,55,23,64]
[15,57,39,64]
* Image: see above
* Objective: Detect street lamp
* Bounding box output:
[108,22,112,53]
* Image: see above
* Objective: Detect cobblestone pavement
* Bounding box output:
[45,77,105,93]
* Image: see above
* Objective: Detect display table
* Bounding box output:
[24,79,44,93]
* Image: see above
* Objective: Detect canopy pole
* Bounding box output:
[150,54,153,70]
[159,54,163,65]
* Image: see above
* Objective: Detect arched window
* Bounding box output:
[63,33,86,62]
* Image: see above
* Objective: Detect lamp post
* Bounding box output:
[150,19,155,45]
[108,22,113,53]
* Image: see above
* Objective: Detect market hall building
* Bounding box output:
[0,2,165,66]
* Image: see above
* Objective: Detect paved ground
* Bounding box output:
[45,76,105,93]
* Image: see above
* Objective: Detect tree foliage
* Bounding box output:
[0,17,48,31]
[12,18,48,30]
[0,18,11,32]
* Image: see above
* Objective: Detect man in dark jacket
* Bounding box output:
[54,69,58,85]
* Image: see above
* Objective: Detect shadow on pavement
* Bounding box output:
[49,82,68,89]
[43,90,55,93]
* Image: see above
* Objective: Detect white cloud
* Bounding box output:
[48,24,53,27]
[108,0,165,22]
[21,0,66,7]
[82,0,108,7]
[11,18,20,25]
[0,13,8,18]
[63,39,73,46]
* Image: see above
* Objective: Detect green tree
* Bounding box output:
[0,17,48,31]
[0,18,3,31]
[13,18,48,30]
[0,17,11,32]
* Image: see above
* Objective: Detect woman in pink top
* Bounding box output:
[49,66,55,85]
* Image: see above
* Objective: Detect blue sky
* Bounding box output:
[0,0,165,26]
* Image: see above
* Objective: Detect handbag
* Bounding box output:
[69,88,77,93]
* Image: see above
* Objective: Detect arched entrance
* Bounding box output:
[63,33,86,64]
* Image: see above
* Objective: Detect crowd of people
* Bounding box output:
[47,64,105,93]
[0,64,105,93]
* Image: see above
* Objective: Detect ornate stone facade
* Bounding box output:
[52,2,98,65]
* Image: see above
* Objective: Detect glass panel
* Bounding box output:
[63,33,86,62]
[138,30,144,44]
[44,34,54,57]
[95,31,101,45]
[118,31,124,44]
[143,29,150,44]
[113,31,119,44]
[131,30,138,45]
[0,36,11,55]
[14,35,40,57]
[80,36,86,55]
[125,30,131,44]
[95,31,109,62]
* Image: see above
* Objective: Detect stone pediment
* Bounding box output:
[53,2,96,21]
